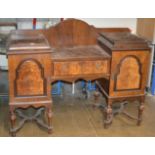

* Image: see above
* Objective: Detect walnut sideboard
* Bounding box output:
[7,19,151,136]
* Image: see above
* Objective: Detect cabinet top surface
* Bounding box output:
[100,32,146,43]
[99,32,150,51]
[7,30,51,53]
[51,45,111,61]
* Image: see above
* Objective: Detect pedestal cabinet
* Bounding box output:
[97,32,151,128]
[7,31,53,136]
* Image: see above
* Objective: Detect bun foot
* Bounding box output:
[48,128,52,134]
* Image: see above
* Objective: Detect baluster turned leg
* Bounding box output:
[137,96,145,126]
[10,106,16,136]
[46,105,52,134]
[104,99,113,129]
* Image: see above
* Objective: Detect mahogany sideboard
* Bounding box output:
[7,19,151,136]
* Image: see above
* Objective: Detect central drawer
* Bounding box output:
[53,60,110,76]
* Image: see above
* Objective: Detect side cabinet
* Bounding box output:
[7,31,53,136]
[97,32,151,127]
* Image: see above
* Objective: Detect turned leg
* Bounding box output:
[10,107,16,136]
[137,97,145,126]
[46,105,52,134]
[104,99,113,129]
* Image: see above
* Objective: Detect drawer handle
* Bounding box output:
[62,64,67,71]
[96,63,101,69]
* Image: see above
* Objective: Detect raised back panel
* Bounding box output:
[46,19,98,47]
[49,20,74,47]
[115,56,141,91]
[15,59,46,96]
[73,19,98,45]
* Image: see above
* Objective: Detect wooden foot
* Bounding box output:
[137,98,144,126]
[10,107,16,137]
[11,132,16,137]
[104,100,113,129]
[46,106,53,134]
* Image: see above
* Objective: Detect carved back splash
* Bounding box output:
[45,19,99,47]
[15,59,46,96]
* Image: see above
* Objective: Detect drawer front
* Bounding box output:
[53,60,109,76]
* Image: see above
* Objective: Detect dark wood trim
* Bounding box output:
[51,74,110,83]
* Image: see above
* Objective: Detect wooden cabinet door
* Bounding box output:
[109,51,150,97]
[15,59,46,97]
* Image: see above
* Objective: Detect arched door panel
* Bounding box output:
[114,56,141,91]
[15,59,46,97]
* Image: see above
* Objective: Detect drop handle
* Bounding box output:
[96,63,101,69]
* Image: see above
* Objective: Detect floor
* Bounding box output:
[0,93,155,137]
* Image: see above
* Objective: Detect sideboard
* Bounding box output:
[7,19,151,136]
